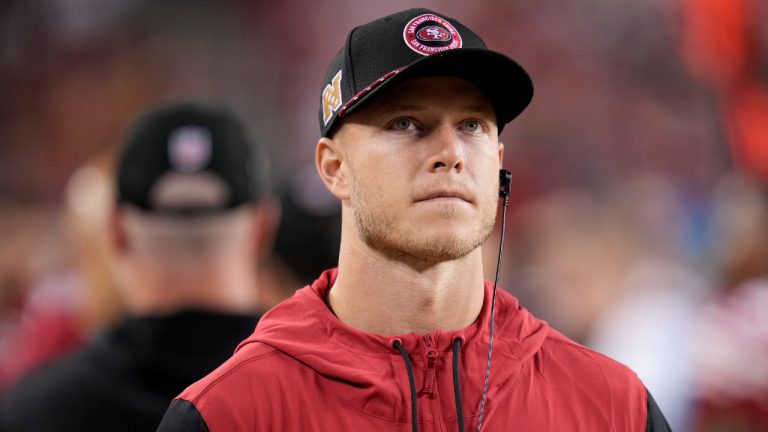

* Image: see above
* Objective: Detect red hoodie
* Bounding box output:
[158,269,669,431]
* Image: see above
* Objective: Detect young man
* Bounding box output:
[1,103,276,431]
[158,9,671,431]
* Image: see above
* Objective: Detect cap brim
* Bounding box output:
[341,48,533,130]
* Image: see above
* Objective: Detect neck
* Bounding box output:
[123,254,259,315]
[329,232,485,336]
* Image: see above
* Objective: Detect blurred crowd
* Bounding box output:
[0,0,766,431]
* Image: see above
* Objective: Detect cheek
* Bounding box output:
[349,162,397,206]
[478,165,503,205]
[472,151,501,183]
[357,149,413,185]
[465,138,501,165]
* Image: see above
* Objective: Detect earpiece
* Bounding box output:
[499,169,511,199]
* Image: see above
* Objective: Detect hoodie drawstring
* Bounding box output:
[452,338,464,431]
[393,339,465,432]
[393,340,419,432]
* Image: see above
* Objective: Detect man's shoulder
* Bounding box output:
[177,340,286,404]
[539,327,645,394]
[169,341,298,431]
[495,290,642,388]
[544,328,635,368]
[521,328,652,429]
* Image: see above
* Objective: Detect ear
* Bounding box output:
[250,199,281,262]
[315,137,351,200]
[498,142,505,166]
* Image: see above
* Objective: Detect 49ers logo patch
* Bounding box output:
[416,26,450,43]
[403,14,462,56]
[322,70,343,125]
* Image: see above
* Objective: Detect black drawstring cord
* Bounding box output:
[394,339,464,432]
[393,340,418,432]
[452,338,465,432]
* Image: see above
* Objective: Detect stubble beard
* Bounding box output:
[351,177,498,265]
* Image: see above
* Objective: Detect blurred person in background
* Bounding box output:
[688,174,768,431]
[0,0,280,393]
[504,191,641,344]
[0,102,277,431]
[62,152,126,332]
[0,153,122,393]
[0,202,75,392]
[504,177,711,432]
[587,176,709,432]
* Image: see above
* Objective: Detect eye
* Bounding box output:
[390,118,416,132]
[461,119,482,133]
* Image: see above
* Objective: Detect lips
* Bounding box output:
[415,188,473,203]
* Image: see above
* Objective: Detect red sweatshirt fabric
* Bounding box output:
[174,268,648,431]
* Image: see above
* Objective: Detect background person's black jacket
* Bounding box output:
[0,310,259,432]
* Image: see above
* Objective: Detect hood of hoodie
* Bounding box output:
[235,268,549,422]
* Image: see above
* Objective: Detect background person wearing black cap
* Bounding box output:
[0,103,277,432]
[158,9,670,431]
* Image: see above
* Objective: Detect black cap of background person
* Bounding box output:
[273,165,341,285]
[117,102,269,216]
[318,8,534,137]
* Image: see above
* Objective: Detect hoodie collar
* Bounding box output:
[240,268,546,362]
[236,268,548,423]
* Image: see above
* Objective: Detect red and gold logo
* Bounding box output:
[403,14,462,56]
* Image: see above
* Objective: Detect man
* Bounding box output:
[1,103,276,431]
[158,9,671,431]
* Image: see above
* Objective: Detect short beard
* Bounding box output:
[351,176,497,266]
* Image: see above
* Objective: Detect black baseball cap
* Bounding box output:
[318,8,533,137]
[116,102,269,216]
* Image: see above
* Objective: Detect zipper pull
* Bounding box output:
[421,335,438,395]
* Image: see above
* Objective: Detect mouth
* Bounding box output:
[415,189,474,204]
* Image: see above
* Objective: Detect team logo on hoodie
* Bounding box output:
[403,14,462,56]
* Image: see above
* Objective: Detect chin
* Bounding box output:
[412,241,477,263]
[354,203,494,264]
[377,229,485,264]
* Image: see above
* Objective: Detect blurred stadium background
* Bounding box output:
[1,1,766,430]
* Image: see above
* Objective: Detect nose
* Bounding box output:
[427,126,465,173]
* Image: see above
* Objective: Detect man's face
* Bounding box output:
[329,76,503,264]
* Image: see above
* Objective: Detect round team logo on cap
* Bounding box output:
[403,14,462,56]
[416,26,451,43]
[168,126,213,173]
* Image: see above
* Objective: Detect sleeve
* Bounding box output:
[156,398,210,432]
[645,389,672,432]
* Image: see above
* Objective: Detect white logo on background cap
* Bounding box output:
[168,126,212,173]
[403,14,462,56]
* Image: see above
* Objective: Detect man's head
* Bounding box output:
[315,9,533,266]
[318,8,532,138]
[113,102,276,312]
